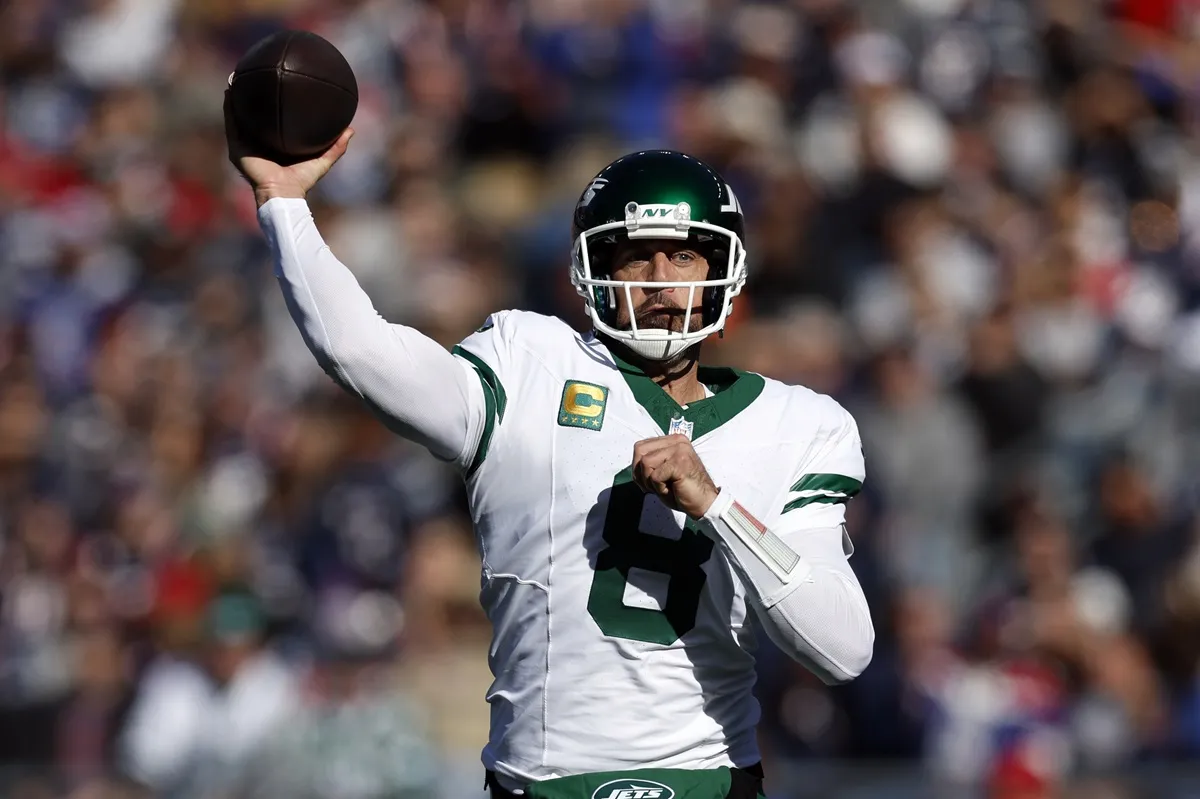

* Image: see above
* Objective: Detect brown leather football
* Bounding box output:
[228,30,358,165]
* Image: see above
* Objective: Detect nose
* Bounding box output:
[648,252,678,285]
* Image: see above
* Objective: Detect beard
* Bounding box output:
[607,295,706,367]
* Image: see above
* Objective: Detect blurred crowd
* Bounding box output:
[3,0,1200,797]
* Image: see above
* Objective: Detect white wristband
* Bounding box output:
[701,487,734,521]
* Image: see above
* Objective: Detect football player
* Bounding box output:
[226,101,874,799]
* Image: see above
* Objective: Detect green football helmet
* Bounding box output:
[570,150,747,361]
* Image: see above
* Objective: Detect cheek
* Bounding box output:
[614,285,644,317]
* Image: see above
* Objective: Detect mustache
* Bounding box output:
[630,296,704,332]
[634,293,700,320]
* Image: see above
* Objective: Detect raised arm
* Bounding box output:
[261,198,485,462]
[226,90,485,465]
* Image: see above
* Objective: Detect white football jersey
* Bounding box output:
[453,310,865,782]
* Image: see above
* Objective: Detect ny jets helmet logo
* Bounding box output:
[581,177,608,206]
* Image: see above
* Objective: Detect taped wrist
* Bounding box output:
[700,489,812,608]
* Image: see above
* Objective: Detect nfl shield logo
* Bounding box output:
[668,416,694,440]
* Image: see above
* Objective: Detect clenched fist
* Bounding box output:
[631,434,720,519]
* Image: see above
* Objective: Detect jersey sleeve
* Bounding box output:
[777,397,866,537]
[451,312,517,477]
[261,197,490,465]
[701,393,874,681]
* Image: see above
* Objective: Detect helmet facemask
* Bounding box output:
[570,200,747,362]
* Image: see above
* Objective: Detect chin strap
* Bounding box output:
[598,331,702,366]
[620,334,698,362]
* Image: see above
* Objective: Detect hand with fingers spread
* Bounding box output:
[631,434,721,519]
[223,88,353,208]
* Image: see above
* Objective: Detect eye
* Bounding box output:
[672,251,700,264]
[618,249,653,269]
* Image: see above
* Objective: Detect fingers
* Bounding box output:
[223,89,249,168]
[637,461,679,495]
[630,434,718,519]
[632,435,693,477]
[631,435,694,506]
[632,448,669,489]
[635,456,688,511]
[632,434,690,461]
[316,127,354,171]
[632,462,677,506]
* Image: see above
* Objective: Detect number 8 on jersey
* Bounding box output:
[587,467,716,645]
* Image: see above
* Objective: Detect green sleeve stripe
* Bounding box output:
[452,345,506,478]
[452,345,507,422]
[790,473,863,496]
[464,366,497,478]
[782,493,850,514]
[782,474,863,515]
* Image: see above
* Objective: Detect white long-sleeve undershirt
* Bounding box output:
[261,197,486,465]
[261,196,873,684]
[757,537,873,684]
[700,491,874,684]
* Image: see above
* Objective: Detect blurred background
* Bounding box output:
[3,0,1200,797]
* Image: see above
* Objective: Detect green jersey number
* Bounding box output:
[586,467,715,644]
